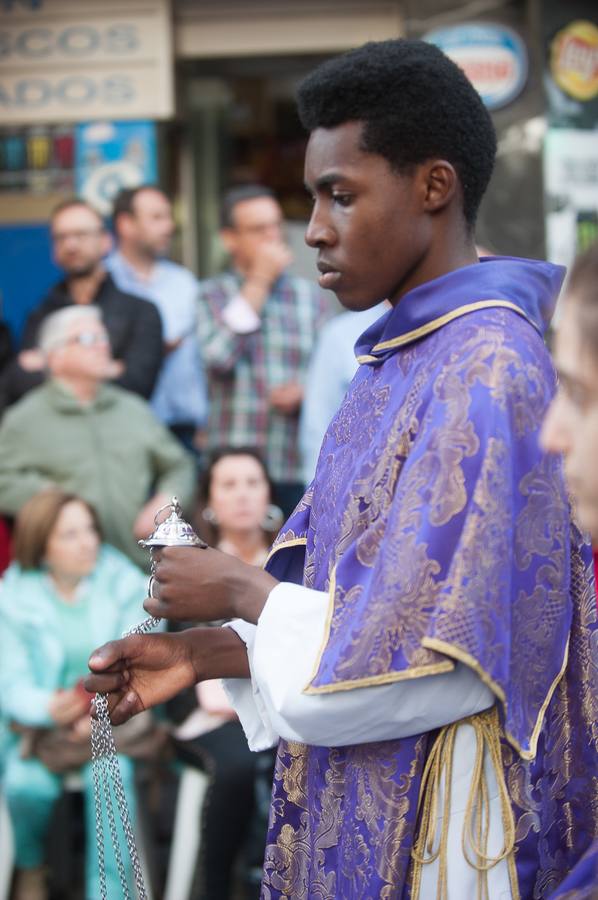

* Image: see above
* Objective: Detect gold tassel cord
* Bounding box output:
[462,709,517,872]
[411,720,458,900]
[411,707,516,900]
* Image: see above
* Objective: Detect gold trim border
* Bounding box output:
[302,567,454,694]
[355,300,536,364]
[304,565,338,687]
[303,658,455,694]
[507,837,521,900]
[422,637,570,762]
[264,537,307,567]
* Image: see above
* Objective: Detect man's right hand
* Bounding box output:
[249,240,293,284]
[242,241,293,312]
[85,628,249,726]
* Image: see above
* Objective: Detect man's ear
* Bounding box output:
[421,160,458,214]
[115,212,135,242]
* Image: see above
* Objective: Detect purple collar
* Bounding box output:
[355,256,565,364]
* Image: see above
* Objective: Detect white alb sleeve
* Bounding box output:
[223,582,494,750]
[221,294,262,334]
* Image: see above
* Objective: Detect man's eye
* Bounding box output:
[332,193,352,207]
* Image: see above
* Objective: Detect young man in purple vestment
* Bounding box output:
[86,40,598,899]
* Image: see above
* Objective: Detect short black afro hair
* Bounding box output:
[297,39,496,228]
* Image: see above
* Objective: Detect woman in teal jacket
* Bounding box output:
[0,490,151,900]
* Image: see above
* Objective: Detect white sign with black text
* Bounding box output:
[0,0,174,124]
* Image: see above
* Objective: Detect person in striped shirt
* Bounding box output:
[197,185,333,517]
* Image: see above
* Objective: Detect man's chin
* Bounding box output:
[67,265,97,279]
[147,241,170,258]
[337,292,384,312]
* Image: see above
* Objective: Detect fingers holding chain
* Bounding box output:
[148,574,160,601]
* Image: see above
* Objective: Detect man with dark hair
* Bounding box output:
[0,198,163,410]
[197,183,332,515]
[87,40,597,898]
[106,185,208,454]
[219,184,277,229]
[297,39,496,229]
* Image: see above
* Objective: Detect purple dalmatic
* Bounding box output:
[262,258,598,899]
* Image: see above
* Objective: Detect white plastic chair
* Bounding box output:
[163,766,209,900]
[0,789,14,900]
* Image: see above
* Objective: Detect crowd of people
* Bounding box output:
[1,34,597,900]
[0,180,334,900]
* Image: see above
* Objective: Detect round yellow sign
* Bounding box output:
[551,20,598,101]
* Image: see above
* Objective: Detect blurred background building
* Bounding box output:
[0,0,597,341]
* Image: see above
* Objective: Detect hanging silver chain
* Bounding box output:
[90,498,206,899]
[91,590,159,899]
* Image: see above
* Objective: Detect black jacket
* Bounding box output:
[0,273,163,409]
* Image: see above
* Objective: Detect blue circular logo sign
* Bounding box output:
[425,23,528,110]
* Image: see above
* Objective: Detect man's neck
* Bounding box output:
[66,267,105,305]
[117,244,157,281]
[54,376,100,405]
[391,229,479,306]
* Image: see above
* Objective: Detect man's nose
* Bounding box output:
[59,235,78,250]
[305,210,334,248]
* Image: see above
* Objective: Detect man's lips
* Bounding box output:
[317,261,341,289]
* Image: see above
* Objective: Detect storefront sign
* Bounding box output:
[544,128,598,294]
[0,0,174,124]
[425,23,528,110]
[75,120,157,215]
[550,20,598,102]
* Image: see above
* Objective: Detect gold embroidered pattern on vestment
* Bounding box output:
[262,737,427,899]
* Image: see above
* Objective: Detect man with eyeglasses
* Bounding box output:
[198,185,332,515]
[0,305,195,569]
[0,198,163,413]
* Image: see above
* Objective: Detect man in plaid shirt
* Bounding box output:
[197,185,333,515]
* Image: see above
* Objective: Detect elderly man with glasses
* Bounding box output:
[0,305,195,569]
